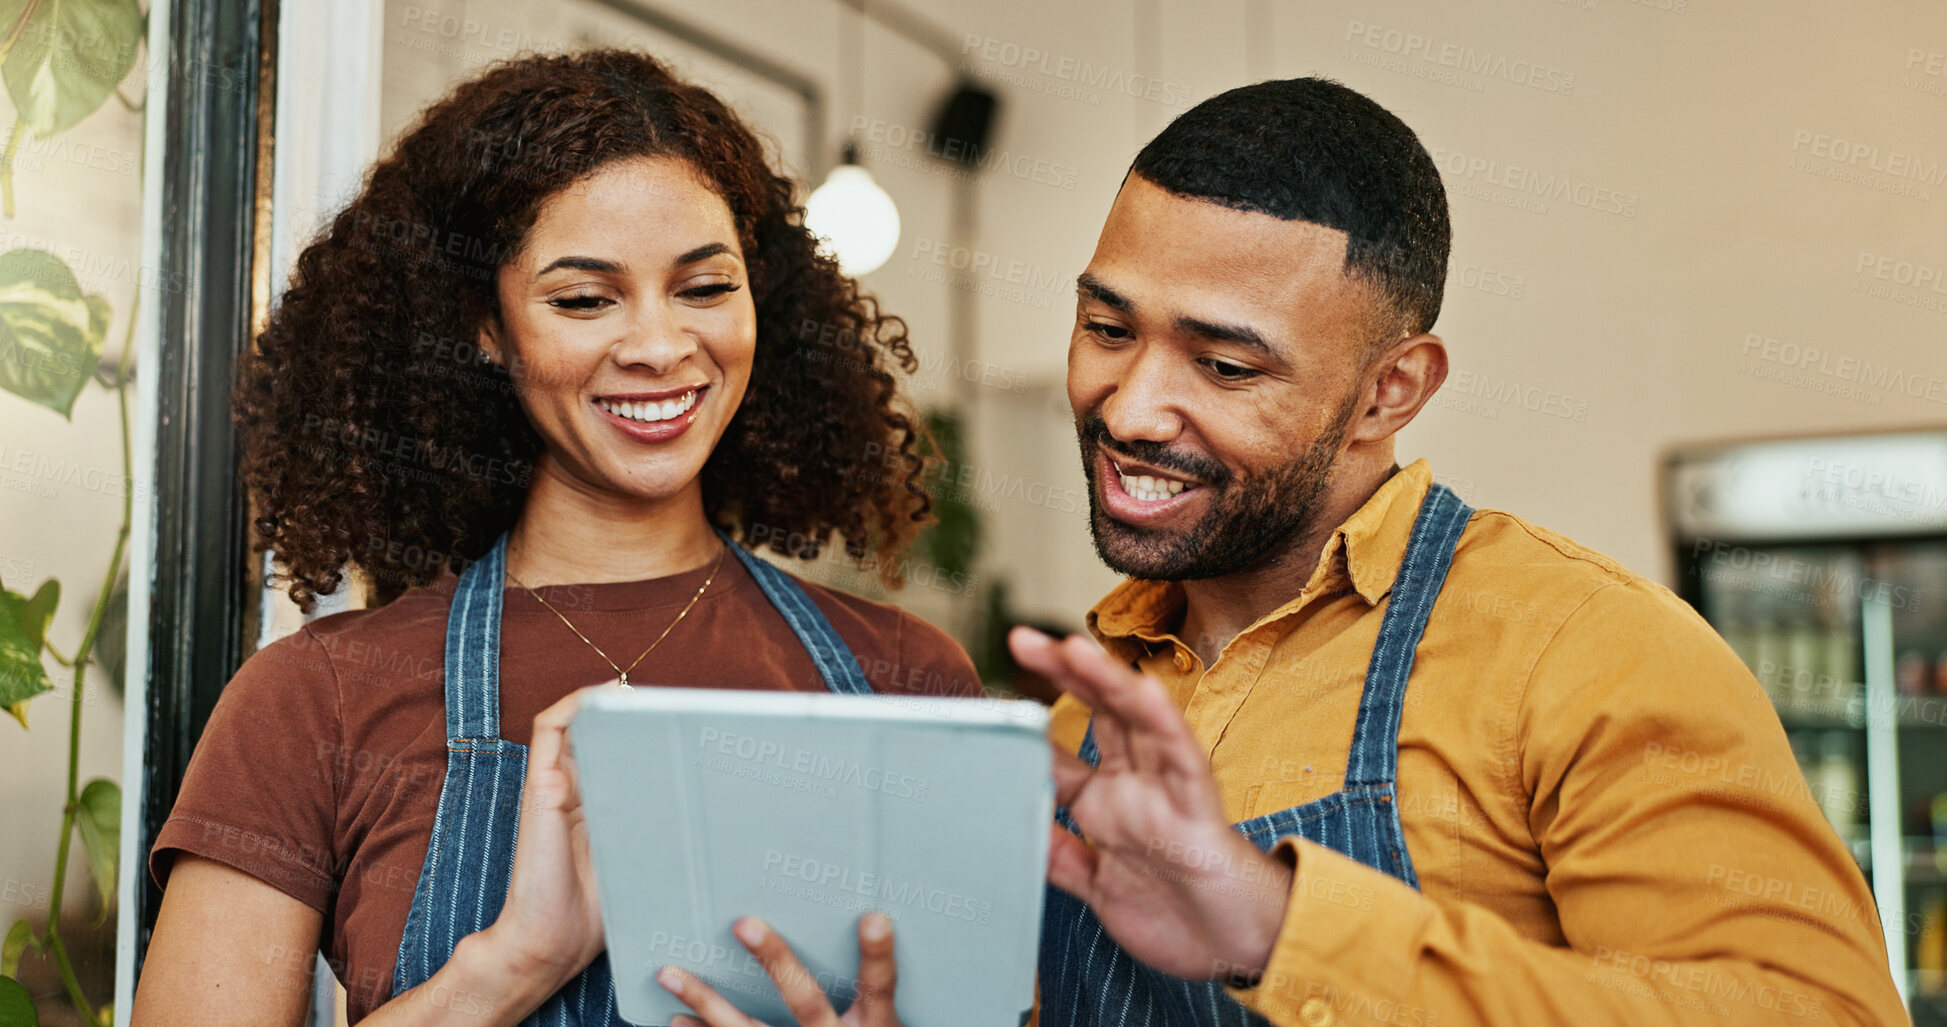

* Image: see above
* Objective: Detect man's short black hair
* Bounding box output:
[1130,78,1450,343]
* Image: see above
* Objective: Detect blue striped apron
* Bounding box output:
[1039,483,1473,1026]
[391,531,876,1024]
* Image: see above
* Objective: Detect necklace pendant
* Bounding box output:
[516,544,724,699]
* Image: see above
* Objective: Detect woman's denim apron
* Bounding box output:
[389,532,876,1024]
[1039,484,1472,1027]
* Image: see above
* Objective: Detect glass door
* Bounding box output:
[1696,545,1872,861]
[1693,538,1947,1026]
[1668,428,1947,1024]
[1868,540,1947,1026]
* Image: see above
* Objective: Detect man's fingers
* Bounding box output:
[850,912,899,1027]
[1051,634,1165,726]
[1051,744,1092,807]
[735,917,840,1026]
[1046,823,1099,901]
[660,966,762,1026]
[1007,626,1067,685]
[1010,627,1141,769]
[1053,635,1205,778]
[1008,627,1110,709]
[1017,627,1186,770]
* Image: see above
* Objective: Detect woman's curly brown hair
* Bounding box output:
[237,50,930,610]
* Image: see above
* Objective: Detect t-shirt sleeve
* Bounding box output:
[148,624,343,913]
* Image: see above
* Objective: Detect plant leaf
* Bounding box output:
[0,249,109,418]
[0,975,35,1027]
[1,920,39,980]
[16,579,54,645]
[914,408,981,577]
[0,0,144,137]
[0,577,58,728]
[75,778,118,923]
[92,569,124,697]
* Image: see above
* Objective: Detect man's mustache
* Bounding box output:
[1078,413,1230,486]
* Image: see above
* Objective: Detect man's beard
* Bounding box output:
[1078,390,1360,581]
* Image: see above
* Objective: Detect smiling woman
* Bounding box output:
[237,52,933,609]
[129,50,980,1026]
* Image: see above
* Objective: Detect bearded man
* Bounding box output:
[1009,78,1907,1027]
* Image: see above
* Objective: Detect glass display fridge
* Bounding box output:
[1666,429,1947,1025]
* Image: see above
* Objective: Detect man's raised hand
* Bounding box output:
[1009,627,1293,981]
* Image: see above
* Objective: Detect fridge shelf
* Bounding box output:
[1770,692,1947,730]
[1906,840,1947,885]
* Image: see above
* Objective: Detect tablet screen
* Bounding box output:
[572,687,1053,1026]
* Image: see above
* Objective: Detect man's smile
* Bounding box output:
[1096,445,1209,526]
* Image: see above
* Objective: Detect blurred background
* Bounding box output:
[0,1,1944,1024]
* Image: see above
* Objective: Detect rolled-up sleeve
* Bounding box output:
[1228,581,1907,1026]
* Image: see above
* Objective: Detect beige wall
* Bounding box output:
[365,0,1947,631]
[946,0,1947,622]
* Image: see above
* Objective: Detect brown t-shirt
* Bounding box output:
[149,556,982,1022]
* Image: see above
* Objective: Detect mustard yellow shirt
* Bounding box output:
[1044,460,1905,1027]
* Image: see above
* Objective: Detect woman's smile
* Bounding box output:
[592,386,708,442]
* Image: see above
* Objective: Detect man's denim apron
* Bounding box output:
[390,532,876,1024]
[1038,483,1472,1027]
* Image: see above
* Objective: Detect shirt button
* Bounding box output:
[1298,997,1333,1026]
[1173,648,1194,672]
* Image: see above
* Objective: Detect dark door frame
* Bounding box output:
[135,0,277,969]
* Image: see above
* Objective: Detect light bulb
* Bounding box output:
[804,163,901,276]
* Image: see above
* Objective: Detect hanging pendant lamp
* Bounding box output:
[804,0,899,276]
[805,141,901,276]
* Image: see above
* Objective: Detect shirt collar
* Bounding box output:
[1087,460,1437,655]
[1339,459,1435,605]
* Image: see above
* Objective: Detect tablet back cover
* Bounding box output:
[573,689,1052,1026]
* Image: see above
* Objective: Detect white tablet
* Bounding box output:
[570,686,1053,1026]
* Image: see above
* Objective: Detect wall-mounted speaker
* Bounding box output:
[928,80,1000,168]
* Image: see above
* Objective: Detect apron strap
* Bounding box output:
[443,534,510,741]
[1344,482,1472,787]
[721,530,875,695]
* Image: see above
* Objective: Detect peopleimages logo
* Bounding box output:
[1343,20,1577,94]
[760,850,995,923]
[694,727,931,801]
[1787,129,1945,201]
[1427,146,1638,218]
[959,35,1195,108]
[1851,250,1947,315]
[1902,48,1947,97]
[398,5,546,53]
[1855,251,1947,293]
[1740,332,1947,405]
[1442,368,1591,422]
[1790,130,1947,185]
[850,116,1078,191]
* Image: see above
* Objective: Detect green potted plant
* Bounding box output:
[0,2,147,1024]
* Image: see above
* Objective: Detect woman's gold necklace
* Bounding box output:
[506,543,728,689]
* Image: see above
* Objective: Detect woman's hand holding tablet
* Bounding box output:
[447,690,612,1011]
